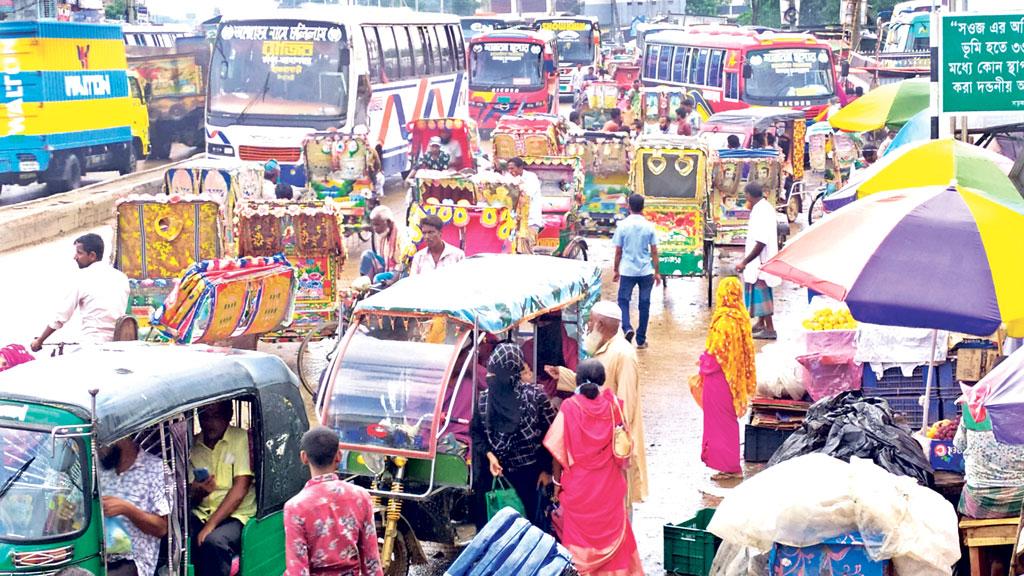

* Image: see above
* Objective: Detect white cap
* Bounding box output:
[429,136,442,146]
[591,300,622,322]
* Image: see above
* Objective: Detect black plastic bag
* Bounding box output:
[767,391,933,485]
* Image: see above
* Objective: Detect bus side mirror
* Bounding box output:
[742,63,752,79]
[340,49,351,67]
[144,82,152,100]
[841,61,850,77]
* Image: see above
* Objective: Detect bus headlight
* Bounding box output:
[207,143,234,156]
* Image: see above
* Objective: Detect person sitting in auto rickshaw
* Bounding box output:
[727,134,741,149]
[416,137,451,171]
[522,312,579,402]
[359,205,414,286]
[602,108,625,133]
[657,116,672,134]
[439,128,464,169]
[188,401,256,576]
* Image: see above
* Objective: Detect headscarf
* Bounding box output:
[486,343,525,434]
[705,277,756,417]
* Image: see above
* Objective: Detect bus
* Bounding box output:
[460,15,526,41]
[641,25,848,119]
[122,24,193,56]
[532,16,600,98]
[206,6,467,183]
[468,30,558,129]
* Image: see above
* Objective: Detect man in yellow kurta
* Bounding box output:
[545,300,648,506]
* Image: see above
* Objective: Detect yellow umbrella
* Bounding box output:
[830,78,930,132]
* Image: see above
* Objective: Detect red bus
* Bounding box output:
[641,25,849,119]
[468,30,559,130]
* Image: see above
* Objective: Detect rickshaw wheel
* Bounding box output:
[296,321,340,397]
[807,192,825,226]
[381,531,410,576]
[786,195,801,223]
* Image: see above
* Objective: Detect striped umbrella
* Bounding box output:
[830,78,930,132]
[762,184,1024,337]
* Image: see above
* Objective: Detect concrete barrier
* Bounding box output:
[0,159,195,254]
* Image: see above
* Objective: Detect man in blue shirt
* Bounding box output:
[613,194,661,349]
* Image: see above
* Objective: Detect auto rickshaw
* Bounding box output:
[0,343,310,576]
[565,130,633,235]
[234,199,348,341]
[522,155,588,259]
[578,80,625,130]
[630,134,714,305]
[114,194,223,338]
[710,148,791,248]
[639,86,687,133]
[315,254,601,576]
[407,169,524,256]
[406,118,482,172]
[491,113,567,162]
[698,107,808,221]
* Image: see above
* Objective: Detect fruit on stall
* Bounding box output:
[802,308,858,331]
[926,418,960,440]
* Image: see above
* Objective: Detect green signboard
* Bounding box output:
[941,13,1024,113]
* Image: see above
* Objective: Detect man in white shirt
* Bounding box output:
[735,182,780,340]
[439,128,464,169]
[32,233,130,351]
[506,157,544,255]
[410,214,465,275]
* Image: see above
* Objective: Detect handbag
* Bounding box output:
[485,476,526,520]
[611,400,633,459]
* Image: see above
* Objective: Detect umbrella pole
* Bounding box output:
[921,329,939,433]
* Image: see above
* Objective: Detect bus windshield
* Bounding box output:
[538,21,594,66]
[462,18,509,40]
[471,42,544,89]
[0,427,87,542]
[209,20,349,119]
[744,48,835,103]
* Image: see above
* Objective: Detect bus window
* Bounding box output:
[657,45,672,80]
[671,47,687,83]
[725,71,738,99]
[377,26,399,82]
[435,25,454,72]
[364,27,382,81]
[428,26,443,72]
[693,48,709,85]
[451,25,466,70]
[394,26,412,79]
[644,45,659,78]
[708,49,724,87]
[408,26,426,76]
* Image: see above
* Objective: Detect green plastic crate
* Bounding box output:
[664,508,721,576]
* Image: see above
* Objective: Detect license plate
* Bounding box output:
[538,237,559,248]
[19,161,39,172]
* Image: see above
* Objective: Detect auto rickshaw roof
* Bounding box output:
[634,133,707,150]
[703,107,806,132]
[354,254,602,333]
[0,343,297,444]
[494,113,564,133]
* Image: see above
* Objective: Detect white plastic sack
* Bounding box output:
[708,454,959,574]
[755,343,806,400]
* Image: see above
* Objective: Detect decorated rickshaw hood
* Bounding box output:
[355,254,601,333]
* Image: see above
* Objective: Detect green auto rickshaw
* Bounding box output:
[0,343,309,575]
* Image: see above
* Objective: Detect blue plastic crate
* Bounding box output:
[769,532,892,575]
[874,394,942,429]
[862,363,953,397]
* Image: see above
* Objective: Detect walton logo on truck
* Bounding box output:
[64,74,112,98]
[0,39,24,136]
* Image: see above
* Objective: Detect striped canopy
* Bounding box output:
[830,78,930,132]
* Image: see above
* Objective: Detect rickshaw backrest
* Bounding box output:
[115,195,222,280]
[236,201,345,258]
[408,118,477,171]
[164,165,262,254]
[419,176,478,205]
[303,134,370,183]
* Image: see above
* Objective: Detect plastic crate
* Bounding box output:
[875,394,942,429]
[664,508,721,576]
[743,425,792,463]
[862,363,953,396]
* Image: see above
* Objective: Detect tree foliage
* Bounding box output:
[685,0,723,17]
[105,0,127,21]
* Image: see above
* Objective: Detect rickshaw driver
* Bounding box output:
[98,437,171,576]
[439,128,464,168]
[506,157,545,255]
[410,214,465,275]
[188,401,257,576]
[416,137,452,171]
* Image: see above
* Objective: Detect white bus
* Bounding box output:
[205,6,468,183]
[122,24,194,56]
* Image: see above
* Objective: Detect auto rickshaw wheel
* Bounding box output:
[296,321,340,397]
[381,530,410,576]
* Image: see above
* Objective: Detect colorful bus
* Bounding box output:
[532,16,600,98]
[641,25,848,119]
[468,30,558,129]
[205,6,467,183]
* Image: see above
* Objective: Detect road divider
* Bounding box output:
[0,158,195,254]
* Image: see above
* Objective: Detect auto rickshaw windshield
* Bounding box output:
[0,426,87,541]
[323,315,468,457]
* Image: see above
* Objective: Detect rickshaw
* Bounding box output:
[639,86,687,133]
[630,134,714,304]
[234,199,348,341]
[304,131,380,203]
[315,254,602,575]
[698,107,808,222]
[521,155,588,259]
[565,130,633,234]
[114,194,223,337]
[406,117,482,172]
[710,148,791,248]
[491,113,567,162]
[578,80,625,130]
[406,169,524,256]
[163,161,262,254]
[0,343,310,576]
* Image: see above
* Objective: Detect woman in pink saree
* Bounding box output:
[544,359,643,576]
